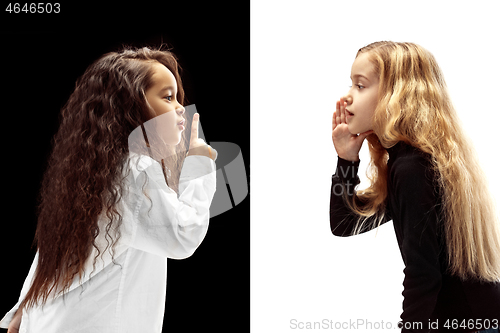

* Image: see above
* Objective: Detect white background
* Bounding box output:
[251,0,500,331]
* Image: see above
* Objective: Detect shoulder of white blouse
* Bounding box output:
[126,152,166,182]
[128,152,158,171]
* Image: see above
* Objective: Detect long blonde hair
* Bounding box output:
[349,41,500,282]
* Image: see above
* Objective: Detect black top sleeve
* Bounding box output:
[329,157,391,236]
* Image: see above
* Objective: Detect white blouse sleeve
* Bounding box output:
[126,154,216,259]
[0,252,38,328]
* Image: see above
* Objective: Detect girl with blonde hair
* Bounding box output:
[330,41,500,332]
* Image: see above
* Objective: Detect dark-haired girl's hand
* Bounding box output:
[7,308,22,333]
[332,98,372,161]
[187,113,217,161]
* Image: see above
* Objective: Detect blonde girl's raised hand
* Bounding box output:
[332,98,372,162]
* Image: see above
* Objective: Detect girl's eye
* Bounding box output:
[164,96,172,101]
[356,84,365,89]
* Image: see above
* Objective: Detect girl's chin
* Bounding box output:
[164,134,183,146]
[348,124,370,136]
[347,125,359,135]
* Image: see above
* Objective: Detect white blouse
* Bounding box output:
[0,153,216,333]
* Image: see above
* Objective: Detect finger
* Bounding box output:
[339,98,346,124]
[208,146,218,161]
[343,100,348,123]
[333,102,338,130]
[334,101,341,128]
[190,113,199,140]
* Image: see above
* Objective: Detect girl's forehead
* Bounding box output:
[150,63,177,88]
[351,52,377,81]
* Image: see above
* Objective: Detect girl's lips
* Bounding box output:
[178,119,186,130]
[346,109,354,116]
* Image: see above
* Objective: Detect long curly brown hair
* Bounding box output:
[21,46,188,308]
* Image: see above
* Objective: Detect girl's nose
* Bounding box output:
[342,95,353,105]
[176,106,185,115]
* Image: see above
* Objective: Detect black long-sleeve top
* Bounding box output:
[330,141,500,333]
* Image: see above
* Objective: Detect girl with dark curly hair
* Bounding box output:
[1,46,217,333]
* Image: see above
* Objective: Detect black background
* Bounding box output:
[1,2,249,332]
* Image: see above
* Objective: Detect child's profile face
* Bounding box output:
[145,62,186,145]
[342,52,380,135]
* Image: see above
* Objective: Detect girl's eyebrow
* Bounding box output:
[159,86,175,93]
[350,74,370,82]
